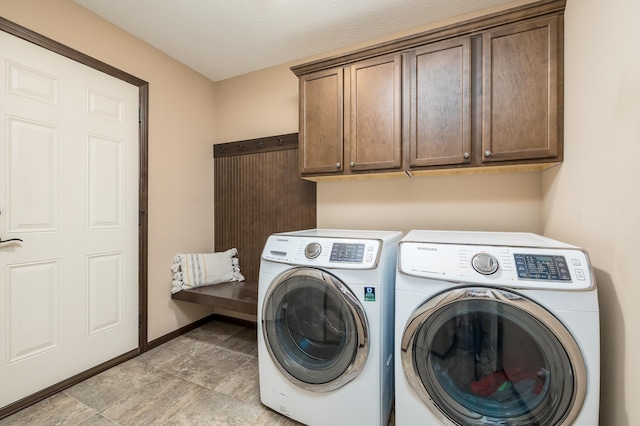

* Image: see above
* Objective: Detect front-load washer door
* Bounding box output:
[262,267,369,392]
[401,287,587,425]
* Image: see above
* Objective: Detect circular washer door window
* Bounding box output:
[262,267,369,392]
[401,287,587,425]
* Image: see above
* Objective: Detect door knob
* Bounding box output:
[0,237,23,244]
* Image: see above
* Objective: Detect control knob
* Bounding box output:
[472,253,499,275]
[304,242,322,259]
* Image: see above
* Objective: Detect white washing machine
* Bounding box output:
[258,229,402,426]
[395,230,600,426]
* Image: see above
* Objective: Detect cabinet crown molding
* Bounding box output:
[291,0,565,77]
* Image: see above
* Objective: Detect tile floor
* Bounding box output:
[1,319,395,426]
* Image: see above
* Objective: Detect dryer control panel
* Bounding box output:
[262,235,383,269]
[398,242,594,290]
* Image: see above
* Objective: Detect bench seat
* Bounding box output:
[171,281,258,320]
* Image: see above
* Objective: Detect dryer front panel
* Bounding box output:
[401,287,587,425]
[262,267,369,392]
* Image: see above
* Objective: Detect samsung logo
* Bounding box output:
[417,247,437,251]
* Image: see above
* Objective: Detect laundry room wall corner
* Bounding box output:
[541,0,640,423]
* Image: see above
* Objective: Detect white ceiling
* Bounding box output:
[73,0,520,82]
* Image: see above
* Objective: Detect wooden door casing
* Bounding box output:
[0,26,143,414]
[0,17,148,420]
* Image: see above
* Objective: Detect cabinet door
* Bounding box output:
[347,54,402,172]
[409,38,471,168]
[299,68,344,174]
[482,16,560,163]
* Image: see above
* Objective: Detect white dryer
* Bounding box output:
[395,230,600,426]
[258,229,402,426]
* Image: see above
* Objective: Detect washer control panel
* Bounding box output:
[398,241,593,290]
[329,242,366,262]
[263,235,382,269]
[514,253,572,281]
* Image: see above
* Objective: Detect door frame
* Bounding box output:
[0,17,148,418]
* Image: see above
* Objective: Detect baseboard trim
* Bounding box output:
[145,313,217,351]
[0,349,138,420]
[145,313,256,351]
[0,314,254,420]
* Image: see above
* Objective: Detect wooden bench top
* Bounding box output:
[171,281,258,319]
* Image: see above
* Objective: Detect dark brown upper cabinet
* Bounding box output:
[481,16,560,164]
[292,0,565,180]
[298,68,344,175]
[347,54,403,173]
[298,54,403,177]
[409,37,471,168]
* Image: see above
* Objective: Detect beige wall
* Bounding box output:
[1,0,218,341]
[542,0,640,423]
[315,173,542,233]
[214,1,544,235]
[214,64,299,143]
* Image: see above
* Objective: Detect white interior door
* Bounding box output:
[0,31,139,408]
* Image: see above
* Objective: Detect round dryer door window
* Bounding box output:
[401,287,587,425]
[262,267,369,392]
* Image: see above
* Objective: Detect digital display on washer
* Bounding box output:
[330,243,365,263]
[514,254,571,281]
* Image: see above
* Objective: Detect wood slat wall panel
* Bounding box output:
[214,143,316,284]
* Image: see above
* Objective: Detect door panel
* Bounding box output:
[482,17,559,162]
[0,30,139,409]
[7,261,59,362]
[299,68,344,174]
[87,135,123,229]
[7,117,59,232]
[349,54,402,171]
[410,38,471,167]
[87,253,123,335]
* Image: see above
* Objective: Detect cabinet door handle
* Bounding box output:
[484,150,492,157]
[335,162,341,168]
[463,152,470,159]
[349,161,355,167]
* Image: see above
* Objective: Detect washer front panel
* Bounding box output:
[398,241,594,290]
[262,235,383,269]
[401,287,587,425]
[262,267,369,392]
